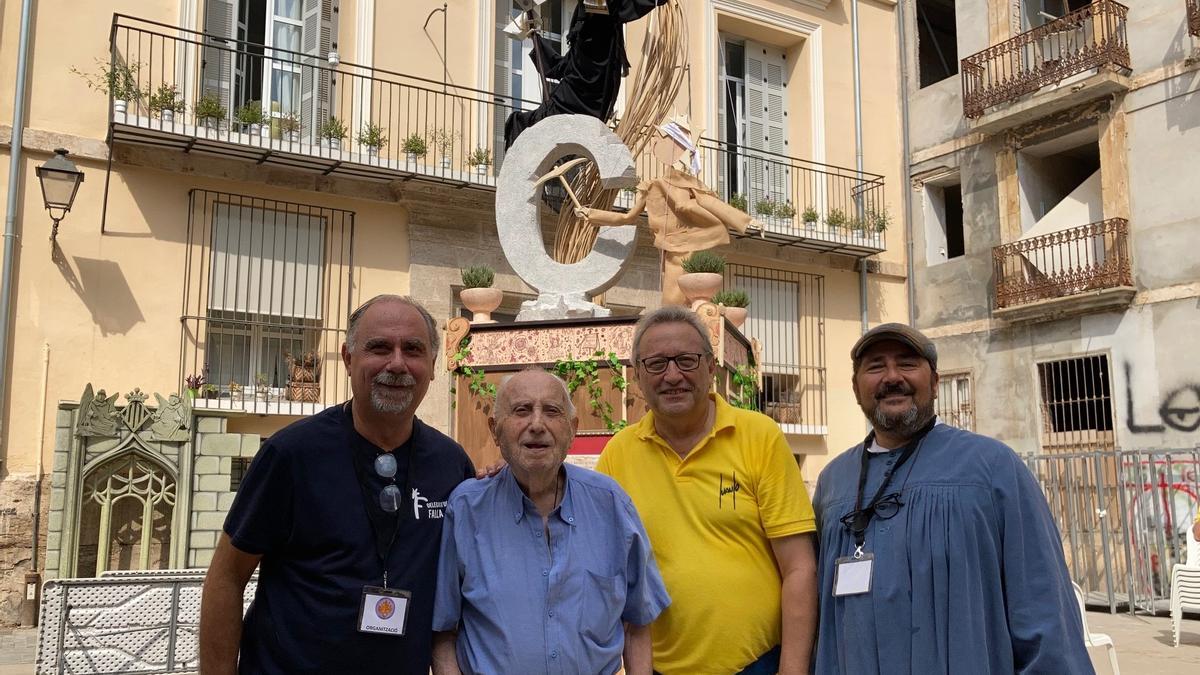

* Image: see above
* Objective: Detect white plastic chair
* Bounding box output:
[1072,581,1120,674]
[1171,524,1200,647]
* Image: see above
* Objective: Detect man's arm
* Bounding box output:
[431,631,462,675]
[622,622,653,675]
[770,533,818,675]
[199,533,262,675]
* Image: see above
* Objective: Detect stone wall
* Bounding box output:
[188,417,260,568]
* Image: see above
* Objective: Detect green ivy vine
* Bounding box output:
[449,337,496,409]
[553,350,628,432]
[728,364,760,411]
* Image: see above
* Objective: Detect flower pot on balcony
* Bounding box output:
[677,272,723,309]
[804,218,817,230]
[261,125,271,139]
[112,99,128,121]
[475,164,490,175]
[724,306,748,329]
[460,287,503,323]
[323,138,343,152]
[439,156,452,170]
[248,123,262,136]
[366,146,380,160]
[285,130,300,142]
[161,109,175,125]
[406,152,420,165]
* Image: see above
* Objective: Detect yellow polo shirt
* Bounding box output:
[596,394,816,674]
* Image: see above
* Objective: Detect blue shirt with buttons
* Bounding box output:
[432,464,670,675]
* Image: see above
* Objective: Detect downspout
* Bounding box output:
[850,0,867,334]
[2,0,35,450]
[898,0,916,324]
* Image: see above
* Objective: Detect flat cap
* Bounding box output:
[851,323,937,371]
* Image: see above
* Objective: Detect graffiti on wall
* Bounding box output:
[1124,361,1200,434]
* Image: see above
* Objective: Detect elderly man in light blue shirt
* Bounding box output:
[431,369,669,675]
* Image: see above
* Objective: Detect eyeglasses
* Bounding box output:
[375,453,401,513]
[639,352,706,374]
[839,493,905,532]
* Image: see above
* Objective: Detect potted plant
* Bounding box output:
[320,116,348,151]
[848,214,867,241]
[235,100,267,136]
[775,200,796,221]
[401,133,427,164]
[802,206,819,229]
[285,350,322,402]
[432,128,458,170]
[184,372,206,399]
[228,380,243,401]
[867,206,891,235]
[467,147,492,175]
[356,121,388,159]
[279,113,302,142]
[147,84,185,125]
[460,265,502,323]
[678,251,726,309]
[754,197,777,219]
[194,91,226,131]
[71,58,141,120]
[728,193,748,212]
[254,372,270,401]
[201,383,220,400]
[712,289,750,328]
[825,208,848,234]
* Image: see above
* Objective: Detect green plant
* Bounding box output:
[71,58,142,101]
[728,193,748,212]
[774,201,796,219]
[801,206,819,223]
[193,92,226,121]
[460,265,495,289]
[553,350,628,432]
[449,337,496,408]
[356,121,388,148]
[401,133,427,156]
[147,84,184,115]
[825,208,848,230]
[728,365,759,411]
[235,101,266,126]
[754,198,776,217]
[432,128,458,154]
[255,372,269,388]
[712,289,750,308]
[201,383,220,399]
[319,116,348,141]
[468,147,492,167]
[867,206,891,233]
[681,250,726,274]
[279,113,302,134]
[848,215,867,232]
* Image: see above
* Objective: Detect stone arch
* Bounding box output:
[75,451,177,577]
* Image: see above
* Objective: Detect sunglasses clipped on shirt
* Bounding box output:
[839,492,905,532]
[375,453,402,513]
[639,352,706,374]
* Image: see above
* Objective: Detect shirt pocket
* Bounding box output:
[578,568,625,651]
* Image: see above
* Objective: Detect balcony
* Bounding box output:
[962,1,1131,133]
[992,218,1134,322]
[1190,0,1200,38]
[108,15,886,257]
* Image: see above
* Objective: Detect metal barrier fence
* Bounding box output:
[1023,447,1200,614]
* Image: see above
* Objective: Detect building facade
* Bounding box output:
[0,0,908,624]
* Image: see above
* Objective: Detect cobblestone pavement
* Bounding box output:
[0,628,36,665]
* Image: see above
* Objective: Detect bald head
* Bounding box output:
[489,369,579,481]
[494,368,576,421]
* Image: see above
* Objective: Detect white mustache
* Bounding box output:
[374,372,416,387]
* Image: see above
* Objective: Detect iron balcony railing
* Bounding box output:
[1189,0,1200,37]
[992,218,1132,309]
[961,1,1131,119]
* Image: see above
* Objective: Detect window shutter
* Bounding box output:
[494,0,514,166]
[763,45,789,205]
[744,43,767,208]
[317,0,337,134]
[202,0,237,121]
[299,0,323,142]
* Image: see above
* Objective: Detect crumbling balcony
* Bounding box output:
[962,1,1131,133]
[992,218,1134,321]
[1189,0,1200,38]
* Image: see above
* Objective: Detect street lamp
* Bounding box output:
[35,148,84,242]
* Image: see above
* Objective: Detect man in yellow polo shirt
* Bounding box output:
[597,306,818,674]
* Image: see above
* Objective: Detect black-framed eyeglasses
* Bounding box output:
[639,352,706,374]
[839,492,905,531]
[375,453,401,513]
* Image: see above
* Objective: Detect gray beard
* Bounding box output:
[871,399,936,439]
[370,373,416,414]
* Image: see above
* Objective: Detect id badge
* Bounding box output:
[832,553,874,597]
[358,586,411,635]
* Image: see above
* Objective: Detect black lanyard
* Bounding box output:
[848,419,937,551]
[345,403,417,586]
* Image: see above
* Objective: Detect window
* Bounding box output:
[724,265,826,435]
[1018,132,1101,235]
[1036,354,1115,452]
[717,38,790,212]
[1021,0,1091,28]
[924,177,964,264]
[230,457,254,491]
[916,0,959,88]
[936,372,974,431]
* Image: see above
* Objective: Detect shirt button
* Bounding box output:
[567,516,574,523]
[535,531,542,538]
[550,651,558,659]
[542,569,549,577]
[548,611,554,617]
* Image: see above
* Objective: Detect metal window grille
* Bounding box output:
[181,190,354,414]
[1035,354,1116,453]
[723,265,826,434]
[936,371,974,431]
[229,457,253,492]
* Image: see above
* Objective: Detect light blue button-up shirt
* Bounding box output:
[433,464,670,675]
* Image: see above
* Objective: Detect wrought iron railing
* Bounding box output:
[1189,0,1200,37]
[992,218,1132,309]
[961,1,1130,118]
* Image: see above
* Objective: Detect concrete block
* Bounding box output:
[48,511,62,531]
[192,549,214,568]
[53,430,72,454]
[201,434,241,457]
[51,471,65,489]
[239,434,262,457]
[194,456,220,474]
[195,511,227,530]
[197,474,231,492]
[189,530,217,549]
[56,408,73,428]
[45,552,59,570]
[49,490,64,511]
[192,492,217,511]
[219,457,232,474]
[46,532,61,553]
[217,492,237,511]
[196,416,226,434]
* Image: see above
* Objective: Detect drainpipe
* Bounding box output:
[850,0,867,334]
[2,0,34,448]
[897,0,916,324]
[21,343,49,627]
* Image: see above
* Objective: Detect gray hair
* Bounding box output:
[631,306,713,364]
[493,367,576,420]
[345,295,439,360]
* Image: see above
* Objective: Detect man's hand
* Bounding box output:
[432,631,462,675]
[1192,520,1200,542]
[199,534,261,675]
[475,457,507,479]
[574,206,593,220]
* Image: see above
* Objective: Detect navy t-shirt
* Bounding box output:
[223,403,475,674]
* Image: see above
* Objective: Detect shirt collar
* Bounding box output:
[635,393,735,446]
[502,464,576,527]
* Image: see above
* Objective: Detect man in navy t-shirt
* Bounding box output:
[199,295,475,674]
